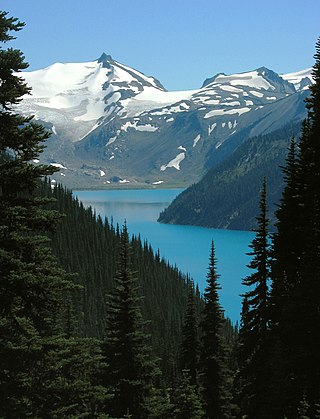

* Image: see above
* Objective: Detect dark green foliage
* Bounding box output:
[4,8,320,418]
[238,179,274,418]
[171,370,204,419]
[28,337,110,417]
[199,241,232,419]
[0,12,113,417]
[0,11,29,110]
[270,138,300,326]
[0,11,58,414]
[297,394,310,419]
[314,399,320,418]
[158,122,302,231]
[180,280,200,385]
[268,37,320,417]
[101,224,155,418]
[0,11,105,416]
[146,387,174,419]
[42,181,193,383]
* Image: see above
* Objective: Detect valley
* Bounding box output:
[74,188,254,322]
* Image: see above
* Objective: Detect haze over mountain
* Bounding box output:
[16,54,313,188]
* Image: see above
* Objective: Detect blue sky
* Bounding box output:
[2,0,320,90]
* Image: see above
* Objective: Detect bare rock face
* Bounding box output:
[15,55,312,189]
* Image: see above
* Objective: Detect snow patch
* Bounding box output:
[121,120,158,132]
[135,124,158,132]
[249,90,264,98]
[194,96,220,105]
[193,134,201,148]
[208,123,217,135]
[100,170,106,177]
[106,136,117,146]
[220,85,243,93]
[204,107,250,118]
[50,162,67,169]
[152,180,164,185]
[160,152,185,171]
[178,145,187,152]
[214,70,274,90]
[280,68,313,90]
[223,101,241,106]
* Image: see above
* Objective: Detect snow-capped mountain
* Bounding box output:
[15,54,313,188]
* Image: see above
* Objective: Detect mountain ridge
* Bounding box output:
[158,121,302,231]
[15,56,313,188]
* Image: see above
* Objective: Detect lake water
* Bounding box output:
[74,189,254,323]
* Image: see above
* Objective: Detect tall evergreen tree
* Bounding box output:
[0,10,59,414]
[199,241,232,419]
[180,280,199,385]
[269,136,303,416]
[269,37,320,417]
[271,39,320,417]
[0,11,107,416]
[238,178,274,418]
[296,38,320,410]
[101,224,155,419]
[270,138,300,326]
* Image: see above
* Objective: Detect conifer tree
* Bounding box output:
[296,38,320,409]
[269,37,320,417]
[101,224,155,419]
[269,137,303,416]
[180,280,199,385]
[199,241,232,419]
[270,138,300,328]
[238,178,274,418]
[0,11,108,416]
[172,369,204,419]
[146,387,174,419]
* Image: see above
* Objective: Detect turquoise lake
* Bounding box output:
[74,189,254,323]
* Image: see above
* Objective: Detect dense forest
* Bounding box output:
[158,122,302,231]
[1,10,320,419]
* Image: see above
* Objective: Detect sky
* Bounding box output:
[2,0,320,91]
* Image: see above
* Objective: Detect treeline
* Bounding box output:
[158,122,302,231]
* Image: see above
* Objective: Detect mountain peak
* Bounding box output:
[97,52,113,63]
[202,72,226,88]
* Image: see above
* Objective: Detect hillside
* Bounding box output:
[39,180,198,378]
[158,122,302,231]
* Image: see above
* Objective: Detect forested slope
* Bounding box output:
[158,122,302,231]
[39,180,198,378]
